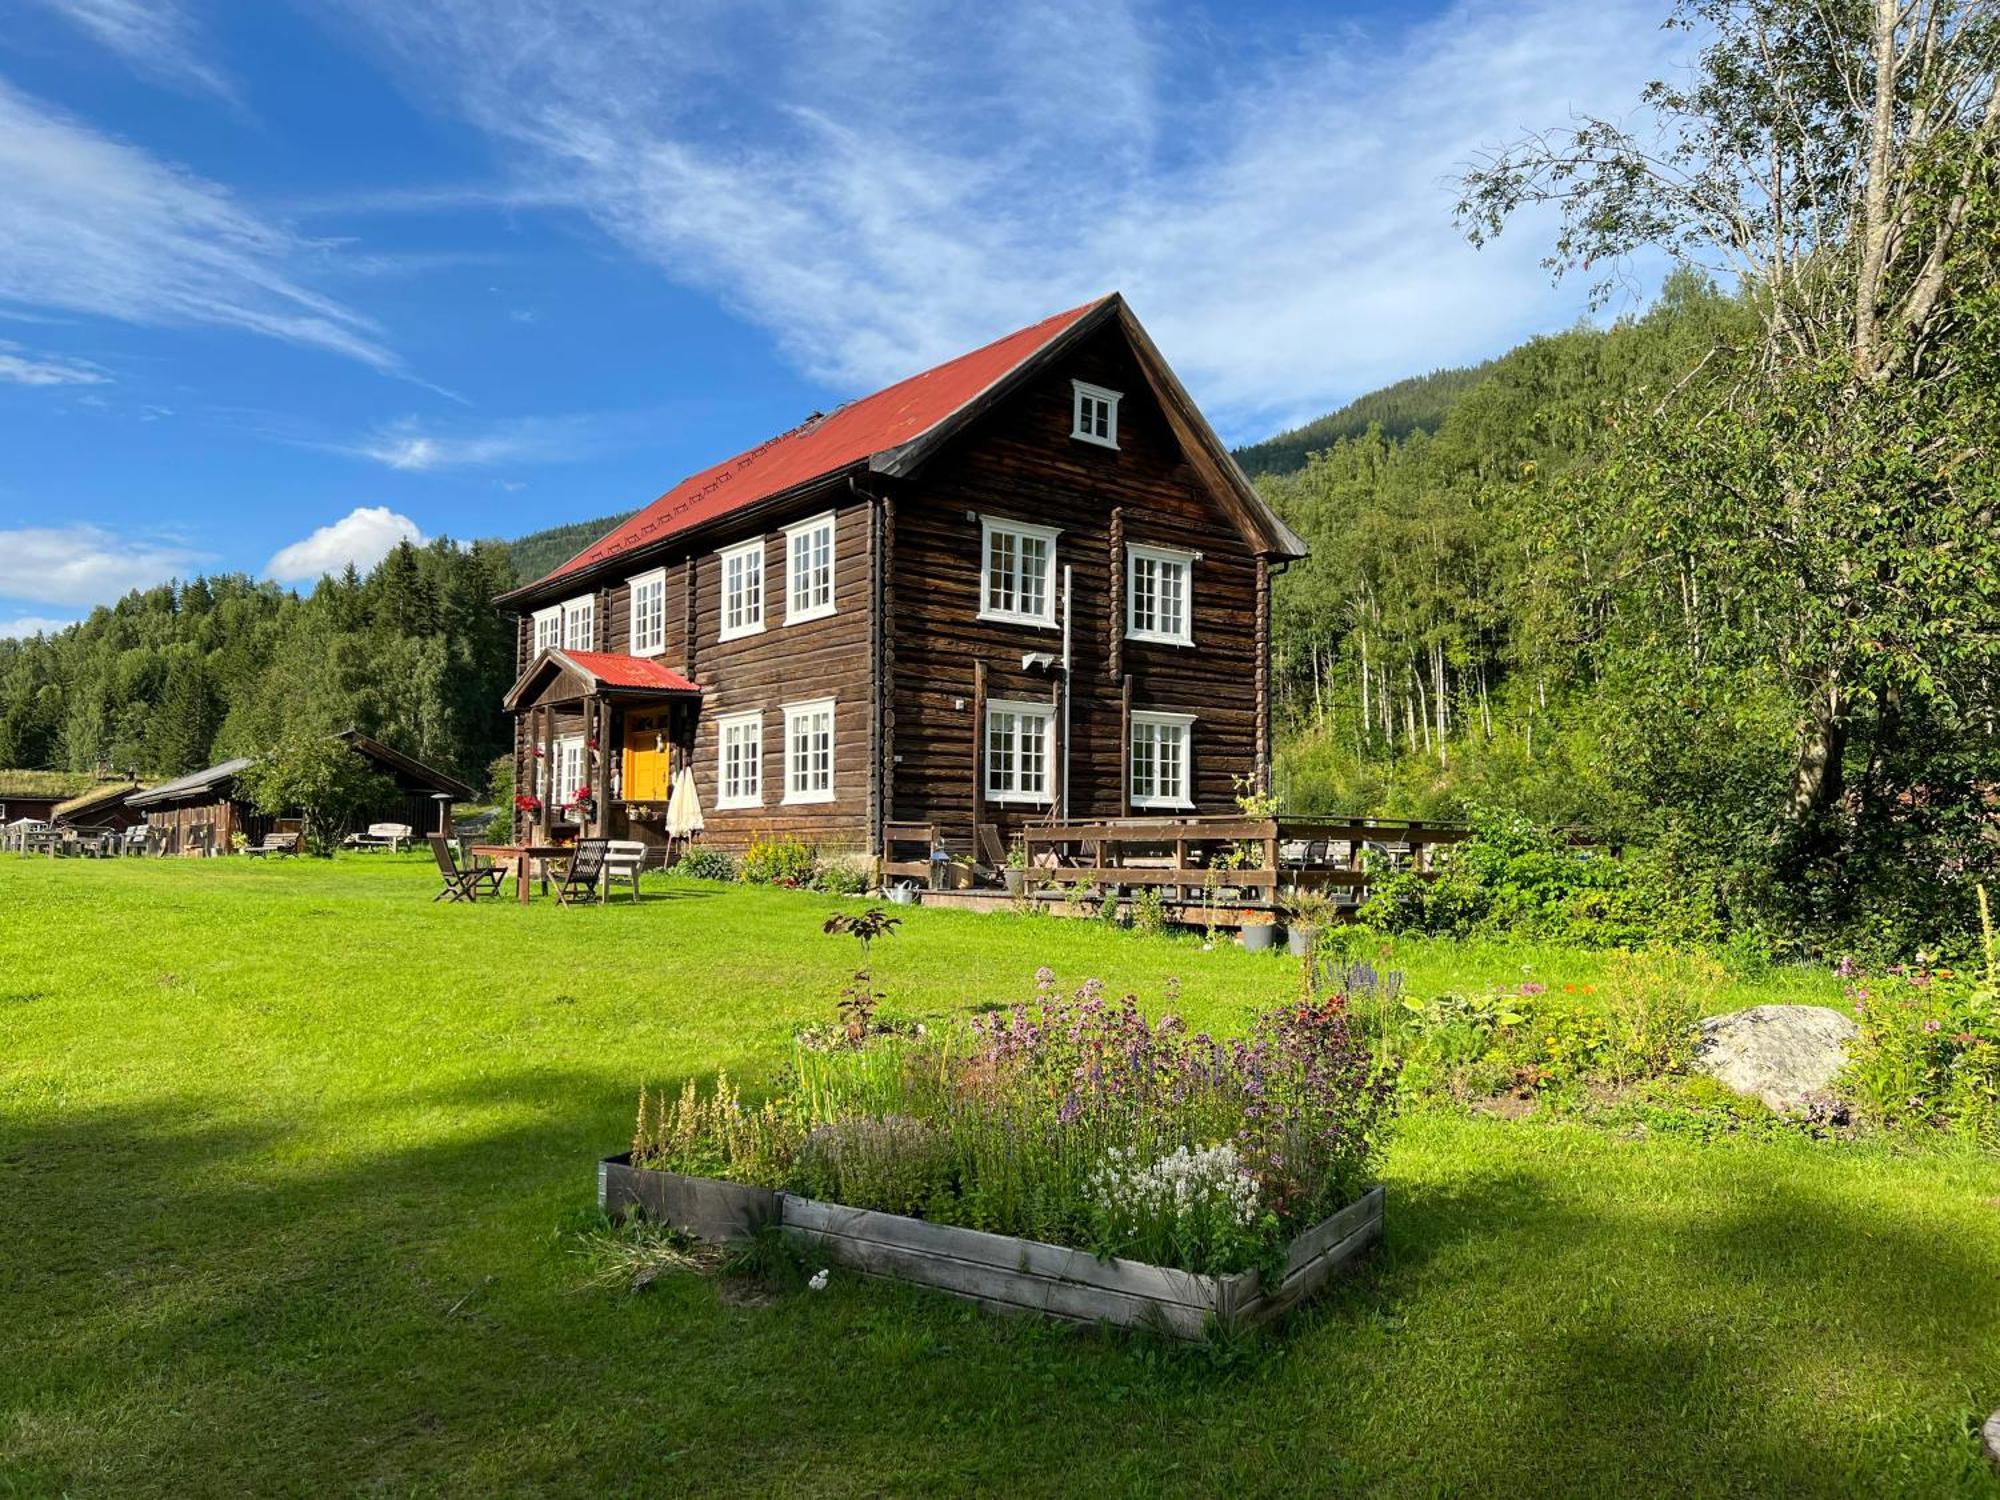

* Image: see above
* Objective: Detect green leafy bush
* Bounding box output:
[812,862,870,897]
[1360,808,1718,949]
[673,846,735,882]
[740,836,816,886]
[1841,950,2000,1144]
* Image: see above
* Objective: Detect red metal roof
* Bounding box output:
[533,296,1112,588]
[561,650,702,693]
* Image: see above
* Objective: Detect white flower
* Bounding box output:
[808,1268,830,1292]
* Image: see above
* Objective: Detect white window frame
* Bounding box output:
[1129,710,1196,811]
[552,734,588,810]
[718,539,765,642]
[531,605,562,656]
[984,699,1056,806]
[783,511,837,625]
[977,515,1060,629]
[564,592,592,652]
[782,697,836,805]
[627,568,667,657]
[715,710,763,810]
[1125,543,1196,647]
[1071,380,1120,449]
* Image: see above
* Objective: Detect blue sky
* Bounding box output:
[0,0,1683,638]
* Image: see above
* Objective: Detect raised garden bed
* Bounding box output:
[599,1154,1383,1338]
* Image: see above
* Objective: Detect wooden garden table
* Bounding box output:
[470,844,573,906]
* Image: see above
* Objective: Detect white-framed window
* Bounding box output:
[1130,711,1195,810]
[716,710,763,809]
[985,699,1055,805]
[784,512,836,624]
[719,539,765,641]
[782,697,835,804]
[978,515,1059,628]
[552,734,588,809]
[561,594,595,651]
[1126,543,1195,646]
[532,606,562,655]
[628,568,667,656]
[1072,380,1120,449]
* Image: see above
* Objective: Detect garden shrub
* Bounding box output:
[740,835,816,886]
[673,845,735,882]
[1840,963,2000,1144]
[812,862,870,897]
[1359,807,1717,950]
[1130,886,1170,938]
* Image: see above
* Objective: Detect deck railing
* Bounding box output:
[1016,814,1470,913]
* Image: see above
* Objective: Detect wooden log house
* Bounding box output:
[496,294,1309,866]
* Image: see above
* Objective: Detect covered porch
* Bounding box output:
[503,649,705,851]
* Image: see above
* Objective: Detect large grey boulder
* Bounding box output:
[1692,1004,1858,1114]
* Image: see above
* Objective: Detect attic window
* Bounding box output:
[1072,380,1120,449]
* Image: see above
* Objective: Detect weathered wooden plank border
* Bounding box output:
[598,1157,1383,1339]
[598,1155,779,1243]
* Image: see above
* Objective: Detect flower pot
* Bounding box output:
[1003,868,1026,896]
[1287,924,1318,958]
[1240,922,1279,952]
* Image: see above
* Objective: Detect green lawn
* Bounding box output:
[3,855,1997,1497]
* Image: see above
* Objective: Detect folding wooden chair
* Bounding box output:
[554,839,609,907]
[430,834,505,903]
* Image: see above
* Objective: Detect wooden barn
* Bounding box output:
[128,736,472,854]
[495,293,1308,868]
[52,778,150,833]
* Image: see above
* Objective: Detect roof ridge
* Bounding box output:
[521,295,1115,593]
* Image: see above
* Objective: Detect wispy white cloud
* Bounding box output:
[0,524,214,606]
[0,339,109,386]
[338,413,604,471]
[25,0,238,103]
[267,505,425,581]
[0,614,78,640]
[0,78,400,373]
[327,0,1685,438]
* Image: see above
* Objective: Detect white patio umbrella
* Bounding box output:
[664,765,704,839]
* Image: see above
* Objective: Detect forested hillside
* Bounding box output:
[0,541,519,789]
[1233,362,1494,476]
[501,511,632,583]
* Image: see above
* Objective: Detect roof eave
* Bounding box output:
[495,467,864,611]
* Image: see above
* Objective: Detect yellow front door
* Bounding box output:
[622,709,672,802]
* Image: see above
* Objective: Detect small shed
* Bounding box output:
[333,731,476,836]
[129,758,261,855]
[127,736,474,853]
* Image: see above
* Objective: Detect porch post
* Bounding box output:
[539,704,556,841]
[591,696,612,838]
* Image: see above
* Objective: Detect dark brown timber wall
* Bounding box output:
[889,320,1263,849]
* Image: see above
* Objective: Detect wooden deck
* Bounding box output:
[888,813,1468,922]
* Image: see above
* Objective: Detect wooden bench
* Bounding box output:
[244,832,300,858]
[880,822,937,883]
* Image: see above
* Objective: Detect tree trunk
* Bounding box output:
[1784,670,1849,831]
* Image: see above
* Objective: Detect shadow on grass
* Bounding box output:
[4,1088,1998,1498]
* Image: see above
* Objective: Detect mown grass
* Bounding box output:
[1,854,1996,1497]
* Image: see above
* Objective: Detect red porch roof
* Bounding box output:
[529,296,1113,589]
[561,651,701,693]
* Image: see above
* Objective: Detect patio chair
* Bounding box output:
[602,840,647,903]
[429,834,505,903]
[554,839,609,907]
